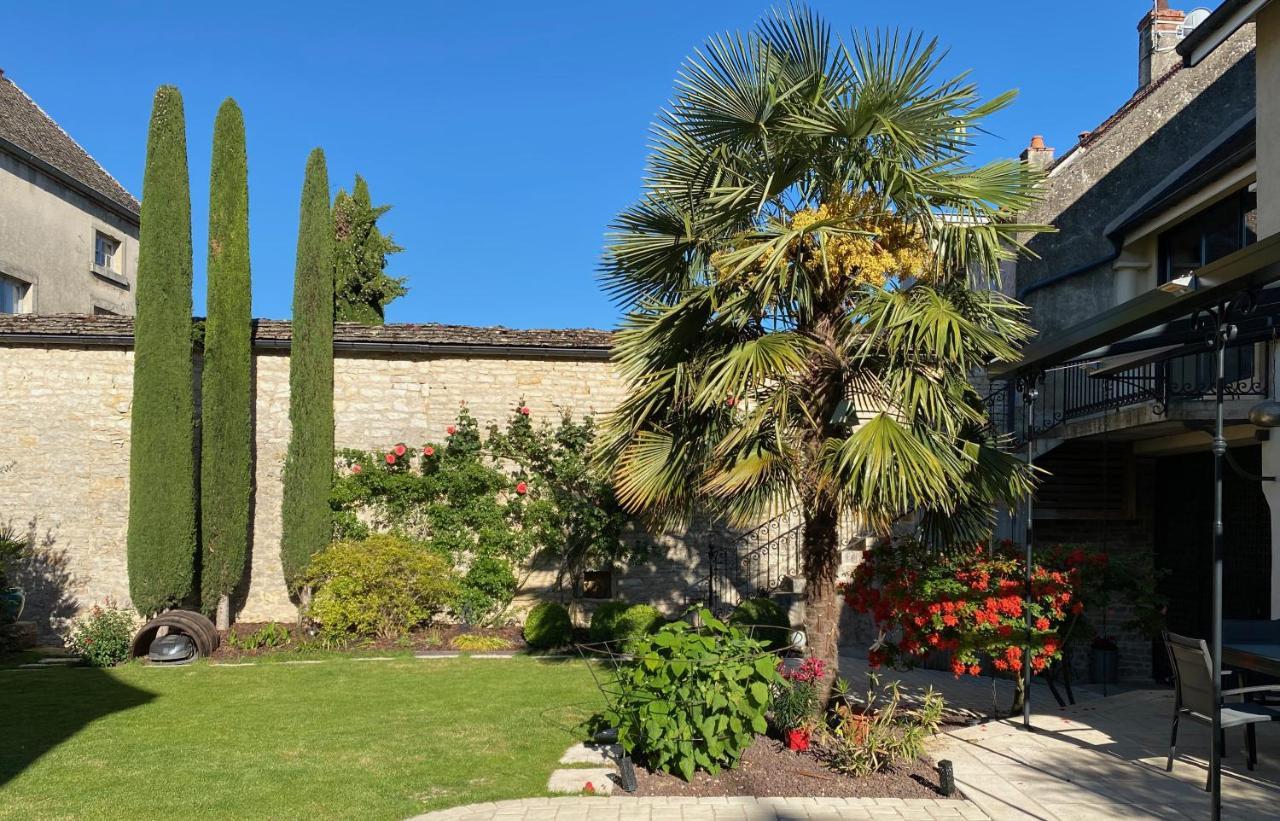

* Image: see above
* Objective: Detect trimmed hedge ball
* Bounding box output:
[524,601,572,649]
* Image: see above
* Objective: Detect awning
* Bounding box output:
[989,232,1280,380]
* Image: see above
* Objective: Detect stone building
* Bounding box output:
[989,0,1280,682]
[0,69,140,317]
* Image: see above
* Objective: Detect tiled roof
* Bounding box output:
[0,314,614,353]
[0,71,140,217]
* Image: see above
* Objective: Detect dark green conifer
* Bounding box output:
[200,99,252,626]
[333,175,406,324]
[127,85,196,615]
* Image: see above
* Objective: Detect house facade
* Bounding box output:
[0,70,140,316]
[991,1,1280,681]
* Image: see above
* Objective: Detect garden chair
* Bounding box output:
[1164,631,1280,789]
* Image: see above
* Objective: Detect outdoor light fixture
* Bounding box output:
[1248,400,1280,429]
[1157,273,1198,295]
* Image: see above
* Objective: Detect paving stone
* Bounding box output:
[558,742,621,766]
[545,767,616,795]
[416,653,460,659]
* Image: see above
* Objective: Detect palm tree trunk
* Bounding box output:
[801,496,841,707]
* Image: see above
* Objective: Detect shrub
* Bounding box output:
[227,622,290,651]
[729,597,791,650]
[614,604,663,644]
[606,609,781,781]
[455,555,518,626]
[453,633,513,651]
[772,657,826,732]
[524,601,572,649]
[0,523,27,591]
[303,535,456,640]
[815,674,944,777]
[65,602,137,667]
[588,601,630,643]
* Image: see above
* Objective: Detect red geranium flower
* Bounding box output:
[516,481,528,495]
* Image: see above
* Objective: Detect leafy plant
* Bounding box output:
[524,601,572,650]
[456,555,517,626]
[64,601,137,667]
[227,622,291,651]
[0,522,27,591]
[588,601,631,643]
[453,633,513,651]
[605,609,781,781]
[729,597,791,651]
[816,674,944,777]
[772,657,826,732]
[303,535,457,640]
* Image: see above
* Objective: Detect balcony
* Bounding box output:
[985,341,1270,444]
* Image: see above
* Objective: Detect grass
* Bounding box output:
[0,655,602,819]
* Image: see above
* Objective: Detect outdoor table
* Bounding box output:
[1222,643,1280,680]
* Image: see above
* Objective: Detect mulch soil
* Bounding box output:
[210,623,527,659]
[631,735,954,799]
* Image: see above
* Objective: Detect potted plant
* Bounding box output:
[1089,636,1119,684]
[0,524,27,626]
[773,657,824,751]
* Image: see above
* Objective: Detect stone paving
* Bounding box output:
[408,797,987,820]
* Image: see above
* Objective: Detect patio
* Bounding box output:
[839,654,1280,819]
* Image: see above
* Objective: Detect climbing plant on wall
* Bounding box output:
[199,98,253,626]
[281,148,335,597]
[127,85,197,616]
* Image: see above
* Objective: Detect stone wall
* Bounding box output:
[0,338,721,636]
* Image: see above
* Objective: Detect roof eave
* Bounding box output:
[0,135,140,223]
[1179,0,1270,67]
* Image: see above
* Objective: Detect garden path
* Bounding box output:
[407,796,987,820]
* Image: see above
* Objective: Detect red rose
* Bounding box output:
[394,444,407,456]
[520,406,531,416]
[516,481,528,495]
[447,425,456,435]
[385,453,396,465]
[351,464,362,474]
[423,446,435,457]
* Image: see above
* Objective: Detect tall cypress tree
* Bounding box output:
[127,85,196,615]
[333,175,406,324]
[200,99,252,627]
[281,149,335,595]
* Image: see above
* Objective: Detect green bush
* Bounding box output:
[606,609,781,781]
[453,633,513,651]
[303,535,457,640]
[588,601,630,643]
[524,601,572,649]
[65,602,137,667]
[455,555,518,626]
[614,604,663,643]
[729,596,791,650]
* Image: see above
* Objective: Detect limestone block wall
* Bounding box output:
[0,339,737,635]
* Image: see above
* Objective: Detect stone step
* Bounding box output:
[546,767,616,795]
[558,742,621,766]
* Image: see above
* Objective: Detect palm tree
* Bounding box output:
[598,6,1049,696]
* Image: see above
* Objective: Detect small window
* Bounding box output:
[0,275,31,314]
[94,232,120,273]
[580,570,614,600]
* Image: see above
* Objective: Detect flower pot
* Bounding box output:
[1088,646,1119,684]
[0,587,24,626]
[785,728,810,751]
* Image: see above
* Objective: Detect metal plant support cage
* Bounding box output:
[575,621,806,790]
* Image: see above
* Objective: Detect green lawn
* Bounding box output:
[0,655,601,820]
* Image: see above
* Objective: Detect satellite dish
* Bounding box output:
[1182,8,1213,34]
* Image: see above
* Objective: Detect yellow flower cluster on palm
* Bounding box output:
[790,194,934,288]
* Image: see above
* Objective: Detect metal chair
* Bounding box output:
[1164,631,1280,789]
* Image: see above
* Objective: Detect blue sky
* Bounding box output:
[7,1,1147,329]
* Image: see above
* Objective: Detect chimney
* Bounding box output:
[1138,1,1186,88]
[1020,135,1055,170]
